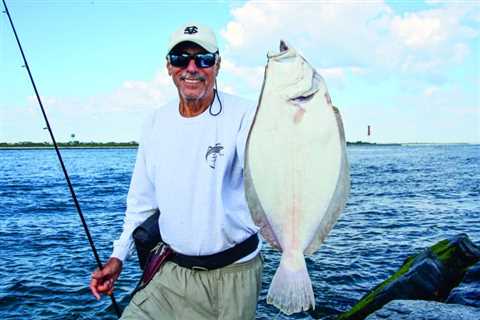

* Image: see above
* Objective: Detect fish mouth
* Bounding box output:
[267,40,293,59]
[280,40,289,52]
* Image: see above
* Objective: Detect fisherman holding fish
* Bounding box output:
[89,22,263,319]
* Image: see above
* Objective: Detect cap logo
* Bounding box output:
[184,26,198,34]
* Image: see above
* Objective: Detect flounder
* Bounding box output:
[245,41,350,314]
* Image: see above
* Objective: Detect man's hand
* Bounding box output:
[89,257,123,300]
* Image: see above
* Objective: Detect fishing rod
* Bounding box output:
[1,1,122,317]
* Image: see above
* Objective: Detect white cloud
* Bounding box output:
[391,13,445,49]
[220,0,479,76]
[26,69,176,116]
[223,20,246,48]
[221,85,236,95]
[220,58,265,96]
[221,1,394,67]
[11,70,178,142]
[96,70,175,112]
[424,85,439,97]
[319,67,345,80]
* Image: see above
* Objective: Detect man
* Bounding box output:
[89,22,263,320]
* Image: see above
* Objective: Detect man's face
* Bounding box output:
[167,43,220,103]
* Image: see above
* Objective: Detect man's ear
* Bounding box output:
[166,61,172,76]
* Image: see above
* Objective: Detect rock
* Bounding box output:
[446,261,480,307]
[364,300,480,320]
[339,234,480,320]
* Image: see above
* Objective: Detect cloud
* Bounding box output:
[220,0,479,77]
[26,69,176,116]
[221,0,394,68]
[221,58,264,90]
[91,70,175,113]
[319,66,366,84]
[424,85,439,97]
[221,85,236,95]
[391,12,445,49]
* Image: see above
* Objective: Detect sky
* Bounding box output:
[0,0,479,144]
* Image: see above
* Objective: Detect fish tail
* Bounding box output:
[267,253,315,315]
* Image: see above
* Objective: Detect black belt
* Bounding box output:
[170,233,259,271]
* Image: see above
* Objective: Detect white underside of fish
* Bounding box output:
[245,41,350,315]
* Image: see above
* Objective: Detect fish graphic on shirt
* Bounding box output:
[205,143,224,169]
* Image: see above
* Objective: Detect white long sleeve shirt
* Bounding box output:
[111,92,261,263]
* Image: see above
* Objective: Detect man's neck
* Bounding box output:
[179,91,215,118]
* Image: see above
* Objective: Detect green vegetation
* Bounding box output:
[431,238,479,274]
[430,239,453,263]
[0,141,138,148]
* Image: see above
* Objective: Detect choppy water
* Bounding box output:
[0,145,478,319]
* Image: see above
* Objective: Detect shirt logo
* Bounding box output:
[205,143,224,169]
[184,26,198,34]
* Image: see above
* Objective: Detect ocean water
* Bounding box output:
[0,145,478,319]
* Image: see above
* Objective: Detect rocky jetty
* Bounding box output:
[339,234,480,320]
[364,300,480,320]
[446,260,480,307]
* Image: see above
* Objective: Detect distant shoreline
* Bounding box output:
[0,141,475,150]
[0,146,138,150]
[0,142,139,149]
[347,142,402,147]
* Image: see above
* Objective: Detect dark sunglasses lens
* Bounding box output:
[169,53,216,68]
[169,54,190,68]
[195,53,216,68]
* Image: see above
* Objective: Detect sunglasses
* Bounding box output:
[167,52,218,69]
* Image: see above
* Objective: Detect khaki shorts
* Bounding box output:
[121,254,263,320]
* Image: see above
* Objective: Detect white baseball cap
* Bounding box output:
[166,22,218,54]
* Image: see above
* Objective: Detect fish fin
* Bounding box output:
[267,253,315,315]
